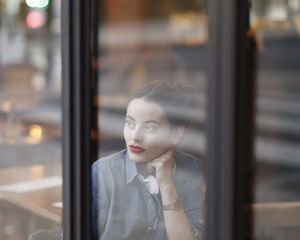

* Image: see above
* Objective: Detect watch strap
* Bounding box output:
[162,198,181,211]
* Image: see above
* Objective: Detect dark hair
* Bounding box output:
[130,81,199,127]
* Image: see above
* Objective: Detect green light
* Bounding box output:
[25,0,49,9]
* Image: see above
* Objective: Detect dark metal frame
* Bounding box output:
[62,0,94,239]
[206,0,255,240]
[62,0,254,239]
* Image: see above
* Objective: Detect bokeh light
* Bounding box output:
[25,0,50,9]
[26,10,45,29]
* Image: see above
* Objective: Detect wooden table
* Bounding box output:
[0,164,62,225]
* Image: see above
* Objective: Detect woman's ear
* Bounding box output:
[171,126,185,145]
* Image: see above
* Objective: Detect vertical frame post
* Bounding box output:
[62,0,93,239]
[206,0,254,240]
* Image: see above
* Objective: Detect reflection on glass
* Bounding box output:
[250,0,300,239]
[93,0,207,239]
[93,82,205,239]
[0,0,62,239]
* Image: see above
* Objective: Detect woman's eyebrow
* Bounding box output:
[125,115,135,121]
[144,120,159,124]
[125,116,159,124]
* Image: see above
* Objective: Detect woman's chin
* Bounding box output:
[128,152,148,163]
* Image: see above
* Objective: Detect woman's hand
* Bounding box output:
[146,149,175,187]
[147,149,195,240]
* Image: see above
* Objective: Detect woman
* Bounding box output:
[92,81,205,240]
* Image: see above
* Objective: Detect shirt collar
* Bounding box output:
[125,152,138,184]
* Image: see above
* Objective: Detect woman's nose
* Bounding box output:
[132,128,143,141]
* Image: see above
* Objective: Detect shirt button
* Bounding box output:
[147,227,152,231]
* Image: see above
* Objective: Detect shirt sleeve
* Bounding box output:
[181,161,206,239]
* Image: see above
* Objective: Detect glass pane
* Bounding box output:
[92,0,208,239]
[250,0,300,239]
[0,0,62,239]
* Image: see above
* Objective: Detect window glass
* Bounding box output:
[0,0,62,239]
[92,0,207,239]
[250,0,300,239]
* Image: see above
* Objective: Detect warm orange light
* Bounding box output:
[27,124,43,144]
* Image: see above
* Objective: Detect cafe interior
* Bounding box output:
[0,0,300,239]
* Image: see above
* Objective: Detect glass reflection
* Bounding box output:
[93,82,205,239]
[250,0,300,239]
[94,0,207,239]
[0,0,62,239]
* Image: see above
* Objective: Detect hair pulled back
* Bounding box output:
[130,81,199,127]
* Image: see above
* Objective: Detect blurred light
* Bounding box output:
[26,10,45,29]
[1,101,12,112]
[169,13,207,45]
[294,16,300,35]
[26,0,49,9]
[29,125,43,138]
[268,3,288,21]
[27,124,43,144]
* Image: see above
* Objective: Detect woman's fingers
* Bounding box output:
[147,150,174,171]
[148,151,175,185]
[155,150,173,163]
[147,161,164,171]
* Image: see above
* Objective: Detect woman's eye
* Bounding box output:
[144,124,157,133]
[125,120,135,129]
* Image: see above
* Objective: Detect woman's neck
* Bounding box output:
[136,162,153,177]
[136,162,148,177]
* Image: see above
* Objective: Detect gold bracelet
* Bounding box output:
[162,198,181,211]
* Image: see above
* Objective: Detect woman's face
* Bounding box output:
[124,98,174,163]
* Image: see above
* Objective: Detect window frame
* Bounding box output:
[62,0,255,239]
[62,0,94,239]
[206,0,255,239]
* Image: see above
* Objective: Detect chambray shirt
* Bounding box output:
[92,149,205,240]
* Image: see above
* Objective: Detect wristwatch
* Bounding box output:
[163,198,181,211]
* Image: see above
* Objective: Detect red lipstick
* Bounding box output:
[129,145,145,153]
